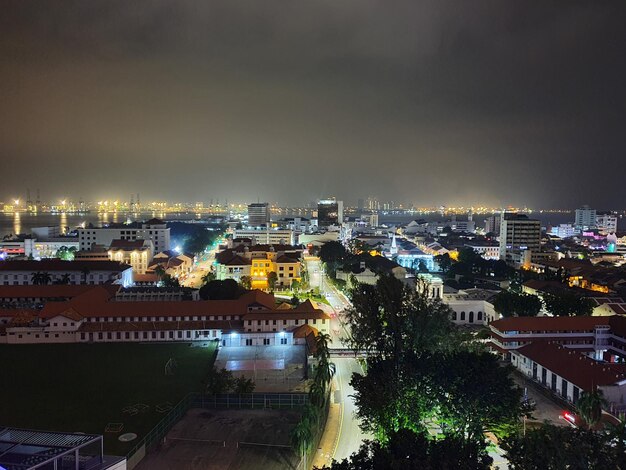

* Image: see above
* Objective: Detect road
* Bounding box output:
[305,256,370,465]
[180,240,222,288]
[332,357,371,462]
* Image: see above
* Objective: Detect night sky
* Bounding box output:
[1,1,625,208]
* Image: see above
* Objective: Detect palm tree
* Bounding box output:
[154,265,166,282]
[81,267,90,285]
[290,414,314,469]
[31,272,43,285]
[314,358,336,392]
[309,381,326,408]
[40,272,52,285]
[201,270,216,286]
[54,273,71,285]
[577,389,608,429]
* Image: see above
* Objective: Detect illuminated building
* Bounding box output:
[247,202,271,227]
[317,198,343,227]
[107,239,154,274]
[597,212,618,235]
[575,205,597,230]
[78,218,170,253]
[498,213,541,263]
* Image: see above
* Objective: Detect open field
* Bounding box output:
[136,408,301,470]
[0,342,216,456]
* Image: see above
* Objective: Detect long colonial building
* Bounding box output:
[0,285,329,346]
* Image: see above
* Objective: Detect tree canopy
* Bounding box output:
[199,279,245,300]
[543,291,595,316]
[492,291,543,317]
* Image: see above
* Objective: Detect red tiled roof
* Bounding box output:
[0,284,120,299]
[109,239,148,249]
[0,260,131,272]
[515,342,626,391]
[244,310,329,321]
[239,290,276,309]
[275,255,299,264]
[78,320,241,332]
[292,324,319,338]
[490,316,611,333]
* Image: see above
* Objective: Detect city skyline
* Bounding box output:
[2,2,626,207]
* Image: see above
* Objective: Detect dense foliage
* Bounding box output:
[501,423,626,469]
[543,291,595,316]
[492,290,543,317]
[321,428,492,470]
[343,275,523,452]
[199,279,245,300]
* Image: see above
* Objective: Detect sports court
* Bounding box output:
[136,408,301,470]
[216,345,307,392]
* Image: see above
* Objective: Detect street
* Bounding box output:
[305,256,370,466]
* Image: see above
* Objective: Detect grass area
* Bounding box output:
[0,342,216,456]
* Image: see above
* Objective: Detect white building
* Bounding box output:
[575,205,597,231]
[511,341,626,414]
[233,228,295,246]
[549,224,576,239]
[596,213,618,235]
[465,242,500,260]
[0,288,330,347]
[78,218,170,254]
[0,260,133,287]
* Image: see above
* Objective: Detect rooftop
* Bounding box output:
[0,260,131,272]
[515,342,626,391]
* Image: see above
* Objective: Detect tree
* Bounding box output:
[543,292,594,317]
[232,376,255,394]
[434,253,452,273]
[239,275,252,290]
[54,273,71,285]
[319,241,348,277]
[267,271,278,292]
[56,245,76,261]
[201,270,216,285]
[492,291,542,317]
[320,428,492,470]
[154,265,166,283]
[291,278,301,293]
[81,267,90,285]
[431,351,523,443]
[291,408,315,469]
[161,274,180,288]
[199,279,243,300]
[32,272,52,286]
[417,261,429,273]
[205,368,235,395]
[501,424,615,469]
[577,389,608,429]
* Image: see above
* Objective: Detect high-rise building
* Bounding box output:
[575,205,596,230]
[317,199,344,227]
[597,212,618,235]
[499,213,541,261]
[247,202,271,227]
[484,214,501,235]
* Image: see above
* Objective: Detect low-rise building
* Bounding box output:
[0,260,133,287]
[464,241,500,260]
[0,287,330,347]
[108,239,154,274]
[511,341,626,413]
[215,244,303,289]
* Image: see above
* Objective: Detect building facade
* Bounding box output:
[78,218,170,253]
[499,213,542,262]
[247,202,271,227]
[0,260,133,287]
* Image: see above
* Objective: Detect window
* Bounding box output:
[246,338,253,346]
[460,311,465,321]
[280,337,288,345]
[452,311,457,321]
[263,338,270,345]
